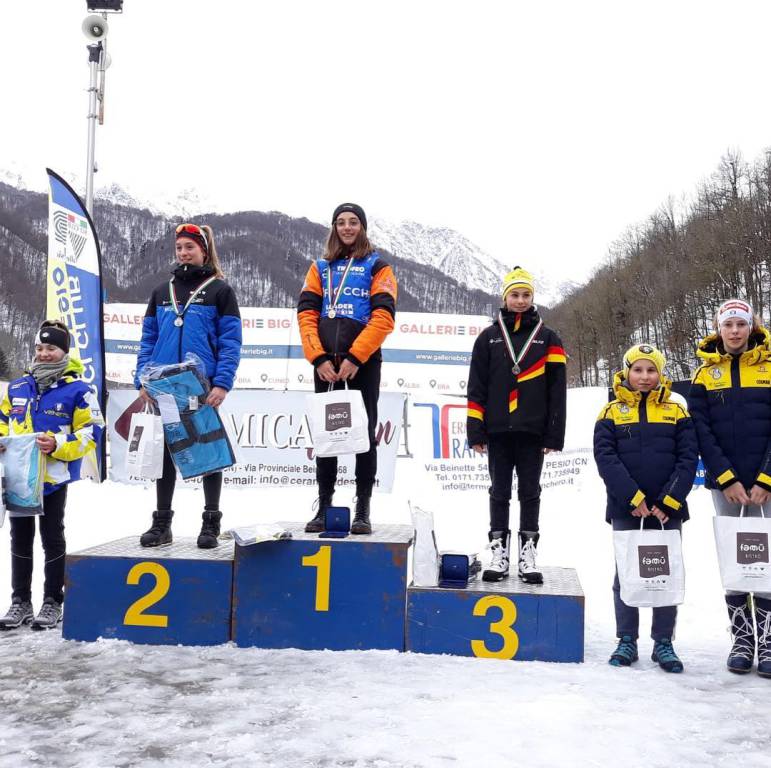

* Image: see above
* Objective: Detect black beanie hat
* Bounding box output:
[36,321,70,353]
[332,203,367,231]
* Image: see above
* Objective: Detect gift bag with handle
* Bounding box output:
[613,518,685,607]
[124,405,165,481]
[306,382,370,457]
[713,505,771,593]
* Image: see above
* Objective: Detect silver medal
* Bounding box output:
[328,309,337,319]
[512,364,520,375]
[174,316,184,327]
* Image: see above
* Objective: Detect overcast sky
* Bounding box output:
[2,0,771,286]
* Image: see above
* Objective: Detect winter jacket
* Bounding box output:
[134,264,242,391]
[0,358,105,494]
[594,372,698,523]
[689,327,771,492]
[297,251,397,367]
[466,307,566,449]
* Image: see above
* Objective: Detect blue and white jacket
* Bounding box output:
[134,264,242,390]
[0,358,105,494]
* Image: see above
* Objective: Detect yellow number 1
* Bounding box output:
[302,545,331,612]
[471,595,519,659]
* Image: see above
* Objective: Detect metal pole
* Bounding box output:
[85,42,102,216]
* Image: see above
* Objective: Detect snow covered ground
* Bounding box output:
[1,389,771,766]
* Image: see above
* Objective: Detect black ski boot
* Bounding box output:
[726,594,755,674]
[351,496,372,535]
[197,508,223,549]
[305,492,334,533]
[755,596,771,678]
[139,510,174,547]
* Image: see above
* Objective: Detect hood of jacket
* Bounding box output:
[696,326,771,367]
[612,369,673,407]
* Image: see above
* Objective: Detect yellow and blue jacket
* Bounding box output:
[689,327,771,492]
[0,358,104,494]
[594,372,698,523]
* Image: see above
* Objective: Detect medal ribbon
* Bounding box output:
[498,310,543,375]
[168,275,219,324]
[326,257,356,315]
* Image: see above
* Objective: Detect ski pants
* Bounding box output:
[314,356,380,498]
[156,444,223,512]
[10,486,67,605]
[487,432,544,532]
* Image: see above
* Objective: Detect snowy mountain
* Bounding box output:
[369,218,566,307]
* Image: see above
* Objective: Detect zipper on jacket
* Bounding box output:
[639,392,648,451]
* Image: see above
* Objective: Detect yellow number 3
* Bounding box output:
[123,562,171,628]
[471,595,519,659]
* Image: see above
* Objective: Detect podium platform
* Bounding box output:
[407,567,584,662]
[63,537,234,646]
[232,523,413,651]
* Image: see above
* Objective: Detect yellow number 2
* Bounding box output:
[470,595,519,659]
[302,545,331,612]
[123,561,171,628]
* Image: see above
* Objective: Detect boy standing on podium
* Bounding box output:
[466,267,566,584]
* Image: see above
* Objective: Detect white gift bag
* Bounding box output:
[125,407,165,481]
[306,383,370,458]
[410,502,440,586]
[614,519,685,607]
[713,506,771,593]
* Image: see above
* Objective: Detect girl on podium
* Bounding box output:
[297,203,398,534]
[135,223,241,549]
[466,267,566,584]
[0,321,104,630]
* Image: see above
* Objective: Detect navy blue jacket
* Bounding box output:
[594,373,698,523]
[135,264,242,391]
[689,328,771,492]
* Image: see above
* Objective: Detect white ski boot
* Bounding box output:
[518,531,543,584]
[482,530,510,582]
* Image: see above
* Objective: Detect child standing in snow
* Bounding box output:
[594,344,697,672]
[466,267,566,584]
[689,299,771,677]
[0,321,104,630]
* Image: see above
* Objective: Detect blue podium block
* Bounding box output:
[233,523,413,651]
[407,567,584,663]
[63,537,234,646]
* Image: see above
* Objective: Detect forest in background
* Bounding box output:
[549,149,771,386]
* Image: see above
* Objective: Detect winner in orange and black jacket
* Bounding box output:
[466,267,566,584]
[297,203,397,534]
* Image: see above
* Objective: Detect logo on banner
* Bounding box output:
[414,401,473,459]
[53,210,69,245]
[737,533,768,564]
[325,403,351,431]
[638,546,670,577]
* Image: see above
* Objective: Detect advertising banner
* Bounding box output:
[104,305,491,397]
[108,389,405,493]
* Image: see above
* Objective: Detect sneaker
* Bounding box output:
[0,599,34,630]
[482,530,510,582]
[609,635,639,667]
[652,638,684,673]
[518,531,543,584]
[31,598,63,631]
